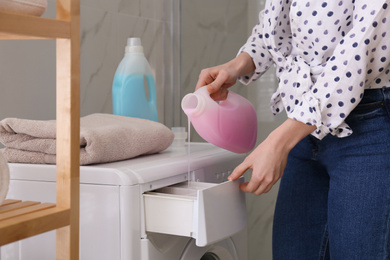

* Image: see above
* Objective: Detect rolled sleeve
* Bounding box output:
[237,2,293,85]
[272,1,390,139]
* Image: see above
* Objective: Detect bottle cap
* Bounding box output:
[125,37,143,53]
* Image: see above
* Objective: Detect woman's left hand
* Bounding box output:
[228,118,317,195]
[228,133,289,195]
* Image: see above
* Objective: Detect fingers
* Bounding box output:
[240,173,278,195]
[195,68,217,91]
[228,159,282,196]
[228,161,249,181]
[195,68,232,101]
[206,70,229,93]
[210,87,228,101]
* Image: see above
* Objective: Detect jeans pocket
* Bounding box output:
[349,101,385,120]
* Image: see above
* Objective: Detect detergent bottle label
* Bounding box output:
[113,73,157,121]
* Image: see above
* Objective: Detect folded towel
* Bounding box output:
[0,113,174,165]
[0,151,10,205]
[0,0,47,16]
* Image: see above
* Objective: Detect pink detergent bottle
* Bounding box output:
[181,86,257,153]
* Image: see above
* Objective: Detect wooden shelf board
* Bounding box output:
[0,199,22,206]
[0,201,55,221]
[0,11,70,39]
[0,201,41,214]
[0,32,48,40]
[0,200,70,246]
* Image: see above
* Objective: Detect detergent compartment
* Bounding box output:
[143,177,246,247]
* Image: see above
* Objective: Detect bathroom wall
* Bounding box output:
[0,0,179,127]
[0,0,281,259]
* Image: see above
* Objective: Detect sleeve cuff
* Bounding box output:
[237,46,273,85]
[287,91,353,140]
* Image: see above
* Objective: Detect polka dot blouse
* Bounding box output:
[238,0,390,139]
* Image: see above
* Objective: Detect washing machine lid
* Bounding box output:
[8,143,244,185]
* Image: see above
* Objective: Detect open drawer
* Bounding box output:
[143,177,246,247]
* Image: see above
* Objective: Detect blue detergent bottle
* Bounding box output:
[112,37,158,121]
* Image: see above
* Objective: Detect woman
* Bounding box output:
[195,1,390,258]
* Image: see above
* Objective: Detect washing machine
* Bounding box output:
[0,143,248,260]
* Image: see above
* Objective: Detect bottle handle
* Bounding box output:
[144,75,157,104]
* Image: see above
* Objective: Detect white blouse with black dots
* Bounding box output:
[238,0,390,139]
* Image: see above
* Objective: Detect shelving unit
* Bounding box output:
[0,1,80,259]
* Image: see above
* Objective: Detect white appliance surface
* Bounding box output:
[1,143,248,260]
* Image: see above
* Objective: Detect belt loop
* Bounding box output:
[382,86,389,96]
[382,87,390,118]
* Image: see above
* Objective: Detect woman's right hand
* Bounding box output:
[195,52,255,101]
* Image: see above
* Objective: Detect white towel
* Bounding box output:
[0,113,175,165]
[0,0,47,16]
[0,151,10,205]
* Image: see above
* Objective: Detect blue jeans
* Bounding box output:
[273,87,390,259]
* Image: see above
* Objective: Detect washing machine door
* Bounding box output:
[180,238,238,260]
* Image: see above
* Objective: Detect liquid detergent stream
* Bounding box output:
[187,118,191,187]
[170,125,192,187]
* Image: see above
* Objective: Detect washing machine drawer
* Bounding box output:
[143,177,246,247]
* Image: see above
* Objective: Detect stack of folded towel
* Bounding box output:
[0,151,9,205]
[0,0,47,16]
[0,113,174,165]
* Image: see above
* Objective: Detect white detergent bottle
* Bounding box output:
[112,37,158,121]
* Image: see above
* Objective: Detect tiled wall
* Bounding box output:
[0,0,281,259]
[0,0,178,126]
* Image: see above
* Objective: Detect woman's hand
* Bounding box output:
[229,135,289,195]
[228,119,317,195]
[195,52,255,101]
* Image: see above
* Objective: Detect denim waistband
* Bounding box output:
[350,87,390,119]
[360,87,390,104]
